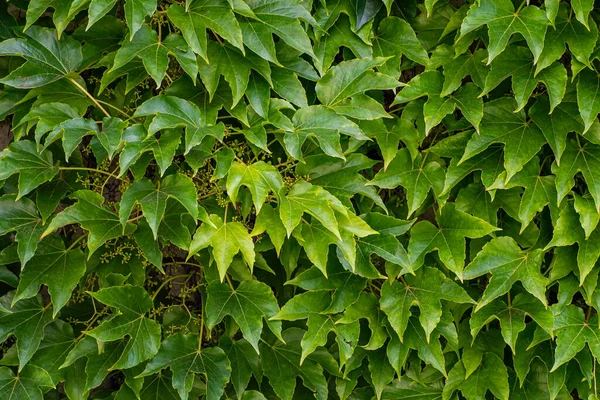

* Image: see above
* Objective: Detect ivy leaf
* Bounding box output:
[238,0,317,63]
[443,352,509,400]
[458,0,548,64]
[408,203,498,278]
[206,280,281,353]
[167,0,244,61]
[61,337,127,394]
[139,333,231,400]
[440,48,488,96]
[552,137,600,212]
[373,16,429,78]
[369,148,445,217]
[463,237,548,310]
[250,204,286,255]
[552,305,600,371]
[198,41,271,107]
[119,125,182,177]
[120,174,199,238]
[220,337,262,399]
[529,95,584,165]
[544,201,600,284]
[577,68,600,133]
[124,0,156,39]
[109,26,197,87]
[133,96,223,154]
[459,97,545,181]
[0,365,54,400]
[287,105,368,161]
[315,57,401,107]
[278,181,347,239]
[0,26,82,88]
[295,154,387,211]
[393,71,483,134]
[380,266,474,341]
[50,117,98,161]
[537,4,598,74]
[259,328,328,400]
[470,293,553,352]
[572,0,594,29]
[42,190,133,256]
[87,285,161,370]
[481,46,567,113]
[0,141,59,199]
[188,215,255,281]
[0,195,45,267]
[488,157,557,231]
[14,236,85,316]
[0,293,53,371]
[16,102,80,144]
[226,161,283,213]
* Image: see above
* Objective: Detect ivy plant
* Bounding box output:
[0,0,599,398]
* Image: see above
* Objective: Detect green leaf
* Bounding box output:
[572,0,594,29]
[109,26,197,87]
[458,0,548,64]
[373,16,429,78]
[443,352,509,400]
[14,236,85,316]
[552,305,600,371]
[286,105,368,161]
[42,190,132,256]
[408,203,498,278]
[238,0,317,63]
[278,181,347,239]
[481,46,567,112]
[0,293,53,371]
[124,0,157,39]
[120,174,198,238]
[198,41,271,107]
[206,280,280,352]
[544,201,600,284]
[0,365,54,400]
[220,337,262,399]
[369,148,444,217]
[296,153,387,211]
[259,328,328,400]
[463,237,548,310]
[552,137,600,212]
[393,71,483,134]
[119,125,182,177]
[0,26,82,88]
[459,97,545,181]
[226,161,283,213]
[440,48,488,97]
[315,57,401,107]
[577,68,600,133]
[0,195,45,267]
[537,4,598,74]
[189,215,255,281]
[0,141,59,199]
[167,0,244,61]
[470,292,553,352]
[139,333,231,400]
[87,285,162,369]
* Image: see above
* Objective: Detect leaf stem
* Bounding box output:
[68,77,111,118]
[151,273,192,301]
[66,233,87,252]
[59,166,121,180]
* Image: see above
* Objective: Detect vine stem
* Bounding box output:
[66,233,87,252]
[68,77,111,118]
[151,273,192,301]
[59,166,120,180]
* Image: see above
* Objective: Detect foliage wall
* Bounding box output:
[0,0,599,398]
